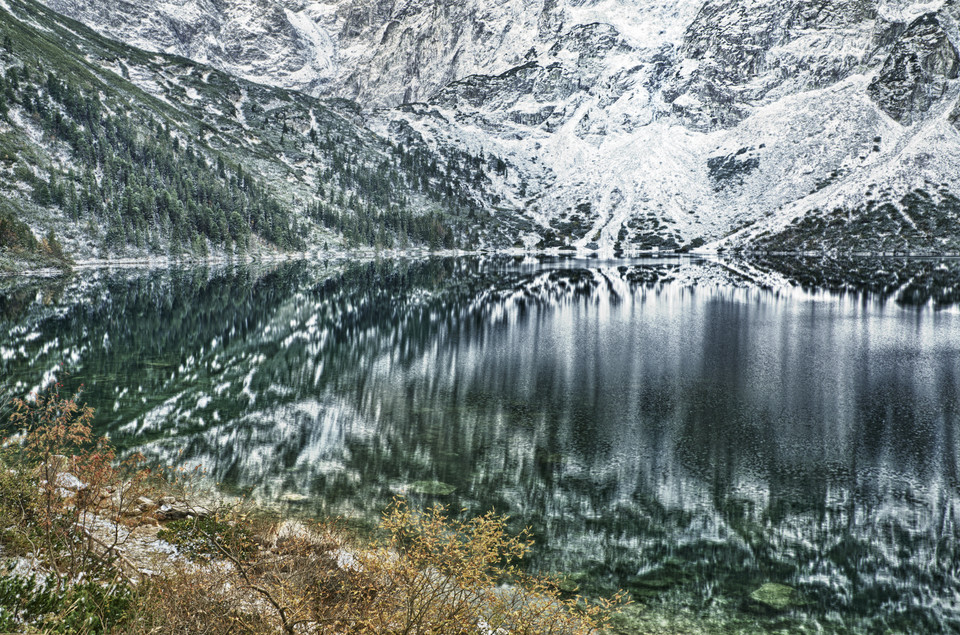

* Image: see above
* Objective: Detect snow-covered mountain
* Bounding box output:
[39,0,339,95]
[34,0,960,254]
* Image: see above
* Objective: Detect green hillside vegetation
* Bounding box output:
[0,0,520,265]
[748,183,960,255]
[0,194,70,269]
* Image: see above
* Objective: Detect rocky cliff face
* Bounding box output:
[34,0,960,254]
[868,13,958,125]
[40,0,338,94]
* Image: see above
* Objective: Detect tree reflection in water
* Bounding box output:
[2,256,960,632]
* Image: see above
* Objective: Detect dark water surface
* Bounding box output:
[2,257,960,633]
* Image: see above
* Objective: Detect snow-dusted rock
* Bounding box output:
[54,471,87,491]
[868,12,959,125]
[39,0,336,95]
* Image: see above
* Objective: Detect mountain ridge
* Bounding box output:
[9,0,960,259]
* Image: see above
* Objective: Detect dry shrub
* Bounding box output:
[130,512,335,634]
[343,499,626,634]
[136,499,626,634]
[131,565,276,635]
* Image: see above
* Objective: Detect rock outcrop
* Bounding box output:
[868,13,959,125]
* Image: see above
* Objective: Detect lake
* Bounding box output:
[2,256,960,633]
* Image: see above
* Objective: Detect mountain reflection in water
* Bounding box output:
[2,257,959,633]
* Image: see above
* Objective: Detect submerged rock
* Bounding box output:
[409,480,457,495]
[749,582,802,611]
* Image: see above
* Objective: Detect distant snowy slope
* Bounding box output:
[40,0,338,95]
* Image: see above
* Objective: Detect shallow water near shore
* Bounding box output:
[2,256,960,633]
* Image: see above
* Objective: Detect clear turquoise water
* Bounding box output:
[2,257,959,633]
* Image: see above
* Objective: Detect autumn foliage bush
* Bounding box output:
[0,382,149,632]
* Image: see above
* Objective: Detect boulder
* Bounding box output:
[155,502,211,521]
[55,472,87,491]
[155,503,191,521]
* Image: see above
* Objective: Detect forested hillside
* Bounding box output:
[0,0,521,269]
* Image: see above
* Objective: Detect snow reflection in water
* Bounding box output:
[2,257,959,633]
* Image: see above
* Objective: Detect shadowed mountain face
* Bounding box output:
[3,257,960,632]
